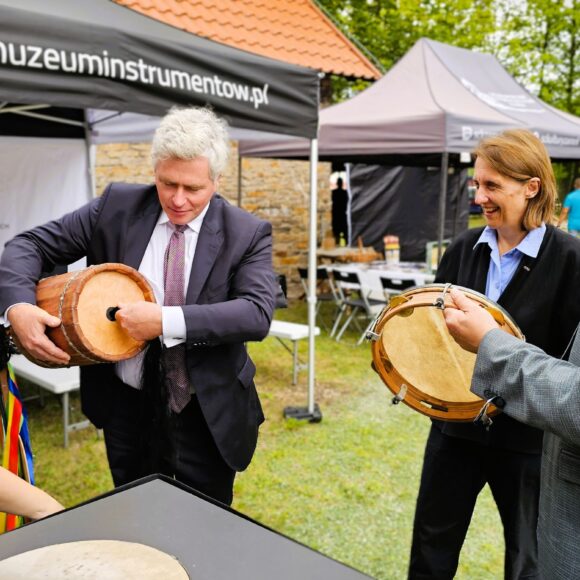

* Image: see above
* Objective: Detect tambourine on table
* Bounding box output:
[367,283,524,422]
[11,263,156,368]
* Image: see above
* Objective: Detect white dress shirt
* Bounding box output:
[115,203,210,388]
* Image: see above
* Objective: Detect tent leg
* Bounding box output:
[453,170,466,238]
[83,112,96,200]
[283,139,322,424]
[237,152,243,207]
[436,153,449,267]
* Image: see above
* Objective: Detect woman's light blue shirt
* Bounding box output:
[474,224,546,302]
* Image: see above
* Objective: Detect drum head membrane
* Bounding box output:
[0,540,189,579]
[77,271,146,355]
[381,306,480,403]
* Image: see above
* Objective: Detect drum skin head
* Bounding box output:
[77,271,147,356]
[380,306,480,404]
[0,540,189,579]
[371,284,523,421]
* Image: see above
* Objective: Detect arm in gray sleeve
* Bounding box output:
[472,328,580,446]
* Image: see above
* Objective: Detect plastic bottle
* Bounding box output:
[383,235,400,264]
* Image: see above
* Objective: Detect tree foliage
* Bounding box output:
[317,0,580,116]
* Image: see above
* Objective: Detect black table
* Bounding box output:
[0,475,374,579]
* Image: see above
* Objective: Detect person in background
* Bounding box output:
[408,129,580,580]
[0,107,276,506]
[557,177,580,235]
[0,466,63,521]
[443,288,580,580]
[331,177,348,244]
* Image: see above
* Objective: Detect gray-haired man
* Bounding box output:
[0,107,276,505]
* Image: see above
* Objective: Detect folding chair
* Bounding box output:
[297,267,340,331]
[379,276,417,300]
[331,269,385,344]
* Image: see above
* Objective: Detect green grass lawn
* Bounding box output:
[19,303,504,579]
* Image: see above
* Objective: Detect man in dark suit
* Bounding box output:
[0,107,276,505]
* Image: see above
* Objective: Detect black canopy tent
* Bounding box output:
[0,0,318,137]
[0,0,323,419]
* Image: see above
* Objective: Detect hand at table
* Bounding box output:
[443,289,499,353]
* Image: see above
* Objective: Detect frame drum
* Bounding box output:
[369,283,523,421]
[13,263,156,368]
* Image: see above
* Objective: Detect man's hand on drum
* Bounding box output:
[7,304,70,365]
[444,289,499,353]
[115,301,162,341]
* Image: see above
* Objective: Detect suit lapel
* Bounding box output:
[186,196,224,304]
[123,187,161,269]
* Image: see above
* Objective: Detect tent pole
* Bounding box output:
[283,139,321,423]
[307,138,318,416]
[437,152,449,266]
[83,111,96,201]
[237,152,243,207]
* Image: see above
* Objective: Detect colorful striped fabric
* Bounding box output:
[0,363,34,532]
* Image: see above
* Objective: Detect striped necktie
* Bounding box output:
[163,224,190,413]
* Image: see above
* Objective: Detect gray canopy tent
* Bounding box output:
[240,37,580,417]
[240,36,580,262]
[0,0,323,420]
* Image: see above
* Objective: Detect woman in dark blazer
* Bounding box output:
[408,129,580,580]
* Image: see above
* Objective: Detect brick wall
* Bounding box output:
[95,142,331,300]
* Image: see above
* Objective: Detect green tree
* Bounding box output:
[495,0,579,115]
[319,0,579,116]
[317,0,496,101]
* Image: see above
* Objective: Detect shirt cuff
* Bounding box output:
[2,303,32,327]
[162,306,186,348]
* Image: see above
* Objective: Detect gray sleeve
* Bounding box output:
[472,328,580,446]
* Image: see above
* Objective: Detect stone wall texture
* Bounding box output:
[95,142,331,300]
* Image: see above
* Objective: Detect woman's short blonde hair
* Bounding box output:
[473,129,556,230]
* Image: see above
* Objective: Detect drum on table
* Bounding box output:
[368,283,524,421]
[12,263,156,368]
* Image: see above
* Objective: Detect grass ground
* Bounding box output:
[19,302,504,579]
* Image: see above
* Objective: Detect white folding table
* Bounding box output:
[10,355,89,448]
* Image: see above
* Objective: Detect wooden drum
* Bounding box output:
[16,263,155,368]
[369,283,524,421]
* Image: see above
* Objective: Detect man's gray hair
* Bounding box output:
[151,107,230,180]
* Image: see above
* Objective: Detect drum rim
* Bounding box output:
[370,283,521,421]
[397,283,523,337]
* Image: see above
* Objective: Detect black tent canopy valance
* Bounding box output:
[0,0,319,139]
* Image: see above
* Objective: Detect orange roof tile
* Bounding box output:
[114,0,381,80]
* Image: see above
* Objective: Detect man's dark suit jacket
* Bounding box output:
[0,183,276,472]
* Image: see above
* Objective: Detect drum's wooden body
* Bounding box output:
[370,284,523,421]
[17,264,155,368]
